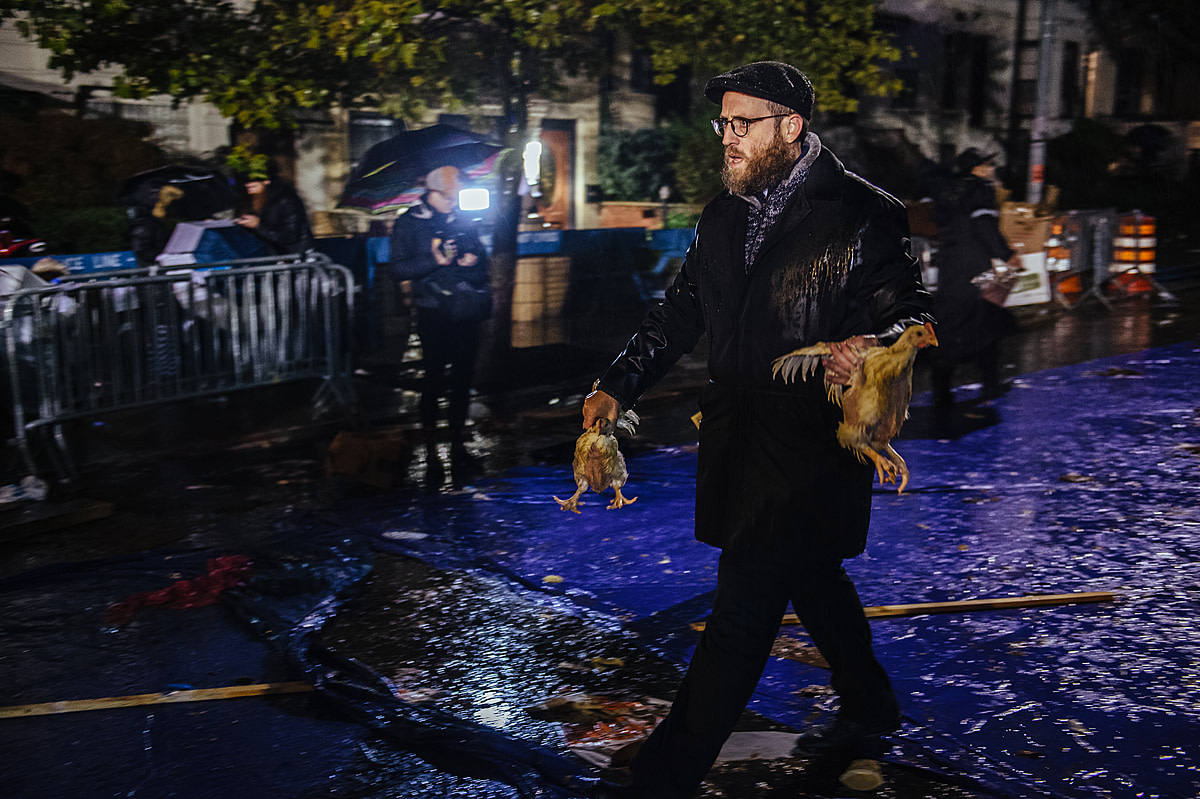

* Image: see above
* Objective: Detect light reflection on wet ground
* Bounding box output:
[324,338,1200,797]
[322,556,681,751]
[3,286,1200,797]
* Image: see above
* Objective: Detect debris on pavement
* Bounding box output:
[839,757,884,791]
[526,692,669,769]
[325,428,413,489]
[106,554,253,624]
[0,475,48,505]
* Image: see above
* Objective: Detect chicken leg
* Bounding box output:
[555,483,587,514]
[837,422,910,493]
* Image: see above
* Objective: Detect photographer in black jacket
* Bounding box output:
[390,165,492,489]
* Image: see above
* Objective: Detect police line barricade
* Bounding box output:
[1,253,357,479]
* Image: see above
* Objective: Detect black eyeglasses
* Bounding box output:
[710,114,790,137]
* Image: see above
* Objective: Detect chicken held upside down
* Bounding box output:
[555,411,639,513]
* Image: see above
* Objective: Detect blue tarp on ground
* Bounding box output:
[358,341,1200,799]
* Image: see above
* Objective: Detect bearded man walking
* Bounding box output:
[580,62,934,797]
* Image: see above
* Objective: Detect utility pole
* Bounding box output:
[1027,0,1058,204]
[1005,0,1029,188]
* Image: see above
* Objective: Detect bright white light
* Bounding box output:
[523,140,542,186]
[459,188,489,211]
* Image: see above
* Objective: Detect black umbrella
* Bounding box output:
[339,124,506,214]
[120,165,235,221]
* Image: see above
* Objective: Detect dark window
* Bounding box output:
[630,49,654,94]
[942,32,990,126]
[1015,79,1037,117]
[967,36,988,127]
[349,112,403,170]
[1114,48,1145,117]
[1013,41,1036,117]
[941,33,964,110]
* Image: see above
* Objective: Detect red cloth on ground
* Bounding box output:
[106,555,253,624]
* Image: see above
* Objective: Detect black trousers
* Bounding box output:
[932,339,1002,413]
[416,308,480,440]
[629,550,897,798]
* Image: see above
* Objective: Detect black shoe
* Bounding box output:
[793,714,901,756]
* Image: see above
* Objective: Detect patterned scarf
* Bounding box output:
[743,132,822,271]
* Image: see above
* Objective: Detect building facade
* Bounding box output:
[2,1,1196,229]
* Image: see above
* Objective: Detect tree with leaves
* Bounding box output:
[2,0,901,362]
[632,0,901,114]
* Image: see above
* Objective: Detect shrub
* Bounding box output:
[596,128,675,202]
[36,206,131,254]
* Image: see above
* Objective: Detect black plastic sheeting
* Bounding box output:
[222,525,592,798]
[0,523,601,798]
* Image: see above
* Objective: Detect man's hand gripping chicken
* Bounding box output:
[771,323,938,493]
[555,388,639,513]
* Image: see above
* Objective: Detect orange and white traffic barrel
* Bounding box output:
[1113,212,1156,273]
[1111,211,1156,293]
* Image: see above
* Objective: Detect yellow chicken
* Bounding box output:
[554,411,639,513]
[771,323,938,493]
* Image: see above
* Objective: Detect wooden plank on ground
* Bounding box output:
[0,499,113,542]
[689,591,1117,631]
[0,681,314,719]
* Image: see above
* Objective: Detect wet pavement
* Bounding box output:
[2,266,1200,798]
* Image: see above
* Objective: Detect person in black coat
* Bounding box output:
[927,148,1022,416]
[578,62,934,798]
[234,170,314,256]
[128,183,183,267]
[390,165,492,489]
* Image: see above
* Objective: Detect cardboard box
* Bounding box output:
[1000,202,1054,254]
[1004,252,1051,306]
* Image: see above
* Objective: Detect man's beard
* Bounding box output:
[721,130,796,196]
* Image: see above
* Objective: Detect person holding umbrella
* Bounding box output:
[390,164,492,489]
[121,165,235,267]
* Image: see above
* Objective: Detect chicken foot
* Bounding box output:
[554,488,586,514]
[861,444,909,494]
[839,423,909,494]
[606,488,638,510]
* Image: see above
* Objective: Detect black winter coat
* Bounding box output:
[929,176,1016,365]
[389,200,491,320]
[597,138,933,560]
[250,183,314,256]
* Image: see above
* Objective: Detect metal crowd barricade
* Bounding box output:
[1,253,357,479]
[1048,209,1117,310]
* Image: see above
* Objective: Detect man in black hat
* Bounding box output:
[578,61,934,797]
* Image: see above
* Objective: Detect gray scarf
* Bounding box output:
[742,131,822,271]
